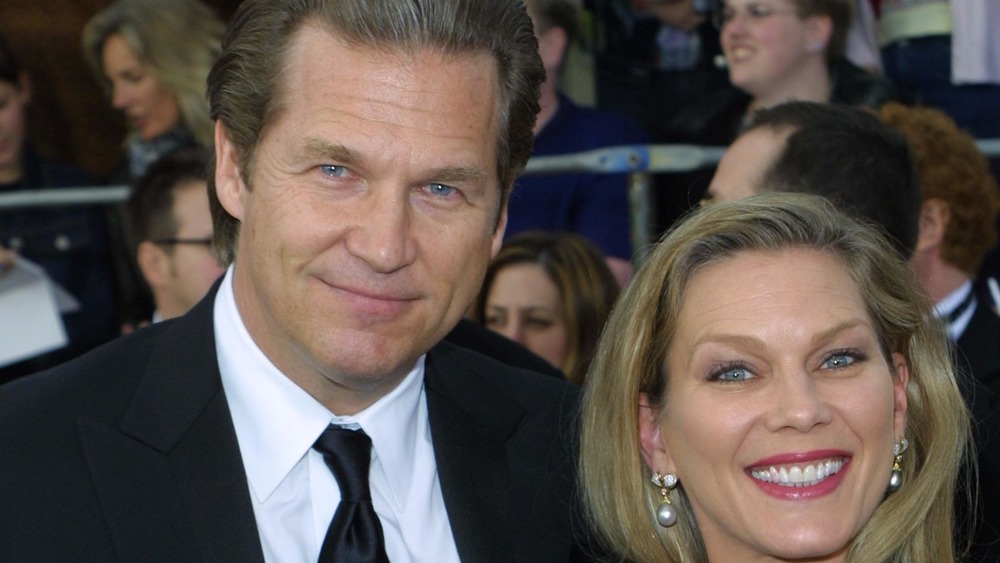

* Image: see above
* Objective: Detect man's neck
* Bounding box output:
[912,253,971,303]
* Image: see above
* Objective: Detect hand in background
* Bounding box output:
[0,245,14,274]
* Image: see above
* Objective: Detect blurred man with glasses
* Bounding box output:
[127,146,223,322]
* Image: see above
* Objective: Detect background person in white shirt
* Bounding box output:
[126,146,223,323]
[0,1,589,561]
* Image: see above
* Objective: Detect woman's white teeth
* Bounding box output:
[751,459,844,487]
[731,47,751,60]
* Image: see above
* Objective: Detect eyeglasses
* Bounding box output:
[713,3,798,28]
[153,237,213,247]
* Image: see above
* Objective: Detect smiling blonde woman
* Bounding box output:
[580,192,970,562]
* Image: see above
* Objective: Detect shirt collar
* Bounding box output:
[935,280,974,318]
[934,279,976,341]
[350,356,424,512]
[215,267,332,502]
[214,266,425,511]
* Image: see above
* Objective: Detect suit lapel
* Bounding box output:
[78,288,265,562]
[425,343,525,563]
[957,305,1000,386]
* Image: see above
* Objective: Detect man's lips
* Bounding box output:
[337,285,416,302]
[322,280,420,318]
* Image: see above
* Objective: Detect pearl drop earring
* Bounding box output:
[888,438,909,493]
[651,472,679,528]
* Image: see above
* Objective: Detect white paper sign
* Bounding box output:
[0,257,70,367]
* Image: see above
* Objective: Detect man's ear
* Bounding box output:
[214,121,246,221]
[490,200,508,258]
[639,393,677,474]
[137,241,168,289]
[915,199,950,253]
[537,25,568,74]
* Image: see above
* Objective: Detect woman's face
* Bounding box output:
[484,262,569,372]
[719,0,826,98]
[101,33,181,141]
[641,247,908,561]
[0,77,29,182]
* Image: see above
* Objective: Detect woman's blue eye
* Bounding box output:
[712,365,753,382]
[319,165,348,177]
[821,352,857,369]
[426,183,456,197]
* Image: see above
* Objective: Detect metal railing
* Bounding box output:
[2,140,998,263]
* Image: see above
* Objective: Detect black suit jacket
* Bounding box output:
[954,304,1000,562]
[444,319,565,380]
[957,304,1000,394]
[0,289,586,562]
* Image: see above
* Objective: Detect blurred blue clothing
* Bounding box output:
[882,35,1000,139]
[0,146,120,384]
[506,94,648,260]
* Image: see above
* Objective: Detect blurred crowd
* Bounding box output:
[0,0,996,385]
[2,0,997,383]
[0,0,998,560]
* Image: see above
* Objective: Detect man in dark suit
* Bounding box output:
[877,102,1000,392]
[0,1,588,561]
[879,102,1000,562]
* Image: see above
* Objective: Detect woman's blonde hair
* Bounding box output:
[580,192,970,562]
[83,0,224,147]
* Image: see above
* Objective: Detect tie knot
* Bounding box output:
[313,425,374,501]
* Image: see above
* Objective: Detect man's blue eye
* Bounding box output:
[319,165,347,177]
[427,183,456,197]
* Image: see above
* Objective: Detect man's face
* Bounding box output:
[706,126,789,204]
[161,181,223,318]
[215,26,506,413]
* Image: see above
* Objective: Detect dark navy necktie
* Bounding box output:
[946,289,976,326]
[313,425,390,563]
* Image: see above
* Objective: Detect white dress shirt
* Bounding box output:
[214,267,461,563]
[935,279,976,342]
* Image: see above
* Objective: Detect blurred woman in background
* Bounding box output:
[83,0,224,181]
[669,0,894,145]
[472,231,620,384]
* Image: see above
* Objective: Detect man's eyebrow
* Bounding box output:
[302,138,361,165]
[304,137,488,184]
[428,165,488,184]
